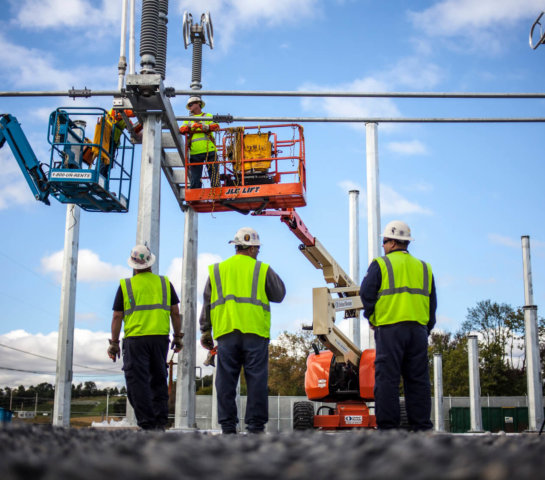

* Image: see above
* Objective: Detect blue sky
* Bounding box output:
[1,0,545,388]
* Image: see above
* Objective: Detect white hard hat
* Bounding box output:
[382,220,414,241]
[186,96,204,109]
[229,227,261,247]
[128,244,156,269]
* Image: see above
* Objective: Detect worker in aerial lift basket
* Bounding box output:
[199,227,286,434]
[360,220,437,431]
[107,245,183,431]
[179,96,220,189]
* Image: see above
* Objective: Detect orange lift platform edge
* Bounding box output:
[183,124,306,214]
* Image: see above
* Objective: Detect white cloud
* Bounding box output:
[0,33,116,90]
[409,0,544,52]
[410,0,543,35]
[14,0,121,30]
[380,184,432,216]
[0,329,120,388]
[386,140,428,156]
[176,0,319,51]
[41,249,131,283]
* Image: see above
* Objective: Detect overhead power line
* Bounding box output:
[0,343,120,373]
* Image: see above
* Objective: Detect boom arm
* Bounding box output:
[254,208,364,365]
[0,114,50,205]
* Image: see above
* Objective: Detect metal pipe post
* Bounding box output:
[365,122,380,349]
[129,0,136,74]
[348,189,361,348]
[468,335,483,432]
[52,204,80,427]
[136,114,162,262]
[433,353,444,432]
[117,0,128,90]
[521,236,544,431]
[175,209,198,429]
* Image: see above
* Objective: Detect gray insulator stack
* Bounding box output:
[191,36,203,90]
[156,0,168,80]
[140,0,159,74]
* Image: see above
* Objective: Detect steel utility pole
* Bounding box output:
[52,204,80,427]
[365,122,380,349]
[521,236,544,431]
[175,11,214,430]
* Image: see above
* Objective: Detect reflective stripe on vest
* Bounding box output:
[210,261,271,312]
[123,275,169,315]
[209,255,271,338]
[121,273,171,337]
[371,252,432,327]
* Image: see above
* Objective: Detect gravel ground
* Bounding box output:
[0,424,544,480]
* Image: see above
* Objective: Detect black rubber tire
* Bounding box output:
[293,401,315,430]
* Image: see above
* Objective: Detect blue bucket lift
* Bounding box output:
[0,107,135,212]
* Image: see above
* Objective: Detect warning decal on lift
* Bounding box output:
[225,186,262,195]
[344,415,363,425]
[51,171,93,180]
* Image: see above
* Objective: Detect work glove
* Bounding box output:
[179,125,190,134]
[200,330,214,350]
[171,333,184,353]
[202,124,210,133]
[203,347,217,367]
[107,339,120,362]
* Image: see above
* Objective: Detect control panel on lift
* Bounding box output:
[0,107,135,213]
[183,124,307,214]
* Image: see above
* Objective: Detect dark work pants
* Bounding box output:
[122,335,169,430]
[216,330,270,433]
[374,322,433,431]
[189,151,219,189]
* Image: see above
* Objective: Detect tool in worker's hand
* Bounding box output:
[203,347,217,367]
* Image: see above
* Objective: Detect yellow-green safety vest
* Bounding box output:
[370,251,432,328]
[209,255,271,339]
[183,112,217,155]
[120,272,171,337]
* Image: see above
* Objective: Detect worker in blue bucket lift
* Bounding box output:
[107,245,183,431]
[360,220,437,431]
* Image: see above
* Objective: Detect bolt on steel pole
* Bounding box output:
[365,122,380,349]
[348,190,361,349]
[52,204,80,427]
[468,335,483,432]
[521,235,544,431]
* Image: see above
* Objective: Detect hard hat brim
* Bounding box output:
[127,252,156,270]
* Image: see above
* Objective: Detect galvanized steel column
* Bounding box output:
[174,209,198,429]
[365,122,380,349]
[348,189,361,349]
[136,114,162,262]
[521,235,544,431]
[52,204,80,427]
[433,353,444,432]
[468,335,483,432]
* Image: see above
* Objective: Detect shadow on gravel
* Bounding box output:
[1,424,544,480]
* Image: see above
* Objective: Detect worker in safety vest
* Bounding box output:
[179,96,220,188]
[199,227,286,434]
[359,220,436,431]
[108,244,183,431]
